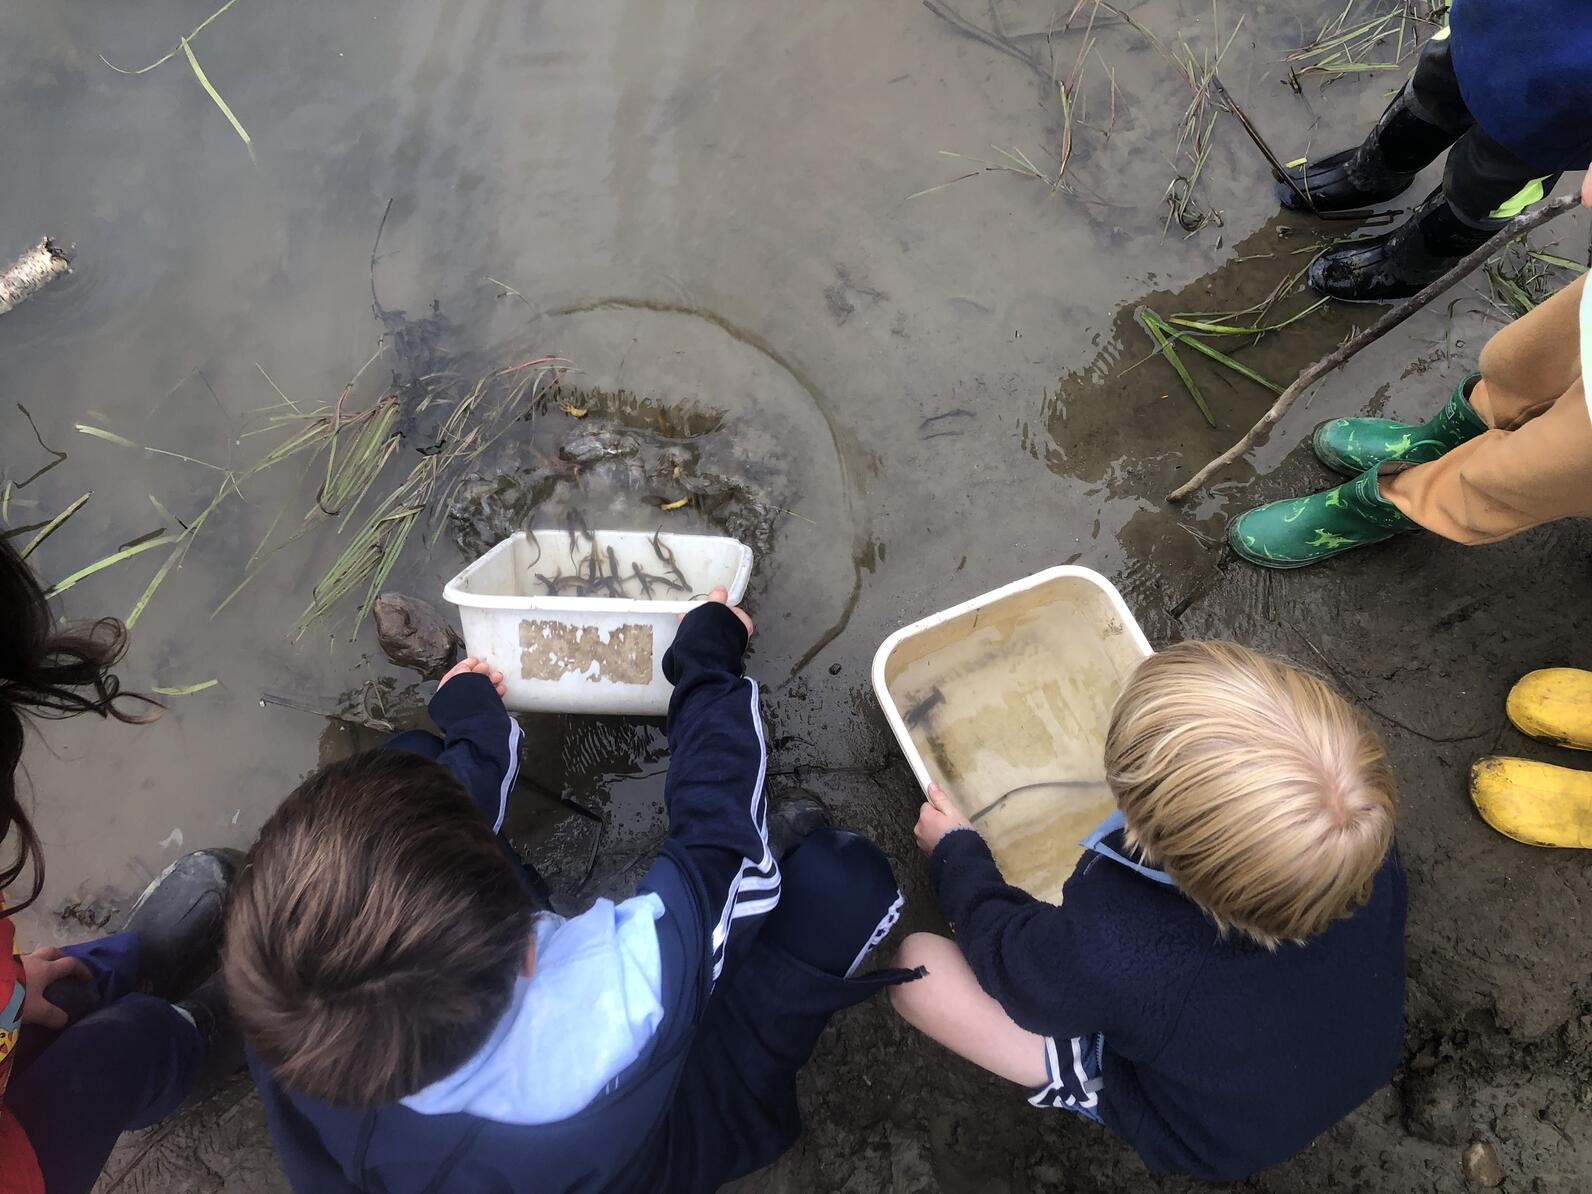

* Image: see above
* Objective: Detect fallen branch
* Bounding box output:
[0,238,71,315]
[1166,193,1581,503]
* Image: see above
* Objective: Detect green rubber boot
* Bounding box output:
[1227,466,1419,569]
[1312,374,1487,476]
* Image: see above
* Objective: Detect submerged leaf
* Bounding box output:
[152,679,220,696]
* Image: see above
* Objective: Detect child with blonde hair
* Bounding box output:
[891,640,1406,1182]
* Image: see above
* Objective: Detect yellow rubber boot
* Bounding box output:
[1506,668,1592,750]
[1471,757,1592,848]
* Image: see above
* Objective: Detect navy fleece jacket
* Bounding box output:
[1450,0,1592,171]
[249,603,787,1193]
[931,827,1406,1182]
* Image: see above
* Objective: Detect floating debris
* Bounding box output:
[0,238,71,316]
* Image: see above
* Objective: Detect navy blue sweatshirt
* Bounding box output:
[1450,0,1592,170]
[931,826,1406,1181]
[250,603,788,1193]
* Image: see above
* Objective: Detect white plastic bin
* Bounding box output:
[444,530,753,715]
[872,566,1152,903]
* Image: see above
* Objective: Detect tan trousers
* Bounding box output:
[1383,275,1592,543]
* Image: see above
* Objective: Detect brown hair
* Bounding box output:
[223,749,533,1105]
[1,538,156,912]
[1104,641,1395,948]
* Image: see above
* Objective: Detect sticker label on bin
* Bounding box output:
[519,620,654,685]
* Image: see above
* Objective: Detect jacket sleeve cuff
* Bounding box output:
[929,826,997,886]
[428,670,502,725]
[663,602,750,683]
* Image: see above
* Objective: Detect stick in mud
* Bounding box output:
[1166,193,1582,503]
[0,238,71,316]
[1207,76,1372,222]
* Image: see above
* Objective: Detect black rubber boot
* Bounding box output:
[1276,83,1454,213]
[124,848,244,1002]
[176,973,246,1107]
[766,793,831,862]
[1307,192,1494,302]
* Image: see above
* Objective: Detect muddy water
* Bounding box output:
[0,0,1469,940]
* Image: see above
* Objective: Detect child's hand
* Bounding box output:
[914,783,974,855]
[438,656,507,697]
[1582,161,1592,207]
[682,585,753,637]
[19,946,90,1029]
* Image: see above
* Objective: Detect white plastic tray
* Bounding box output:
[444,530,752,714]
[871,565,1152,901]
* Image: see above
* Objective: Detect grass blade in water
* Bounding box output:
[46,534,184,598]
[99,0,241,74]
[152,679,220,696]
[181,39,256,165]
[19,492,91,560]
[1528,251,1589,274]
[1168,296,1330,336]
[76,424,228,472]
[1135,307,1215,427]
[128,479,233,627]
[1148,315,1283,394]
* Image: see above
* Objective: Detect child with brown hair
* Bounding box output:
[891,640,1407,1182]
[225,588,917,1193]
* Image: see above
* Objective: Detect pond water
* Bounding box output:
[1,0,1472,938]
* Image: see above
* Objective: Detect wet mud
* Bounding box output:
[2,0,1590,1191]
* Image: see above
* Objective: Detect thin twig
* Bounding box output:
[1208,74,1376,221]
[1167,193,1581,502]
[922,0,1046,77]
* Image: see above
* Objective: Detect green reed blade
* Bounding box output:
[19,492,91,560]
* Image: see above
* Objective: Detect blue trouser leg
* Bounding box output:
[1408,35,1562,223]
[8,935,201,1194]
[763,827,905,977]
[669,828,921,1190]
[383,730,553,906]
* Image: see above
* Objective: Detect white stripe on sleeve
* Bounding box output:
[494,716,523,833]
[707,680,778,983]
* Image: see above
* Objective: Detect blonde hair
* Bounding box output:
[1104,640,1394,948]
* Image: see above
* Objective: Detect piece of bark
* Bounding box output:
[372,593,463,679]
[0,238,71,316]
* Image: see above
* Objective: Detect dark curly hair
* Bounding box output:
[1,537,156,912]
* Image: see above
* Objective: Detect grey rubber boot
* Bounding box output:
[766,792,832,862]
[124,848,245,1002]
